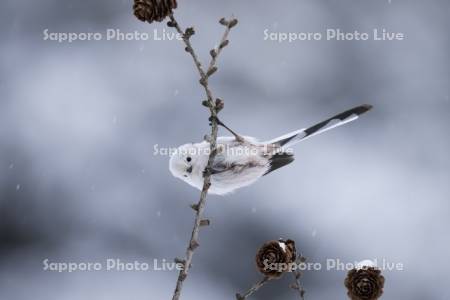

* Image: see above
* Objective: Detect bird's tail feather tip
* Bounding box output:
[360,104,373,113]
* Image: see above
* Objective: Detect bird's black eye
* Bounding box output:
[186,157,192,162]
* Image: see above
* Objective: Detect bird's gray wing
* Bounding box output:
[264,152,295,175]
[208,151,230,175]
[209,144,258,175]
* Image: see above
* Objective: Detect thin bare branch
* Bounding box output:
[290,256,306,299]
[168,14,236,300]
[291,271,306,300]
[235,276,272,300]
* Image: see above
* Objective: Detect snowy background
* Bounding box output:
[1,0,449,299]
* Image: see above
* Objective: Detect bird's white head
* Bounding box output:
[169,143,195,180]
[169,143,207,188]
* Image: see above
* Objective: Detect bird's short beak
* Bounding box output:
[186,166,193,173]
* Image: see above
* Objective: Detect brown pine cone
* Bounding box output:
[133,0,178,23]
[345,267,385,300]
[255,239,297,278]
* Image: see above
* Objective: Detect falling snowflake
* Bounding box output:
[16,184,21,191]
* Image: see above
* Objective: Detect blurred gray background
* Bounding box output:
[1,0,449,299]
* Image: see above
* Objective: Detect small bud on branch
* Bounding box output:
[219,40,229,49]
[219,18,229,26]
[184,27,195,39]
[228,19,238,28]
[207,66,218,77]
[199,219,210,227]
[189,240,200,250]
[215,98,224,112]
[174,258,185,264]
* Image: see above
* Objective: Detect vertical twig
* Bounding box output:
[168,14,237,300]
[235,276,272,300]
[290,271,306,300]
[290,255,306,299]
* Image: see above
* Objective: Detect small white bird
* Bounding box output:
[169,105,372,195]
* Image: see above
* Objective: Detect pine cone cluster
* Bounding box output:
[345,267,385,300]
[133,0,177,23]
[255,239,296,278]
